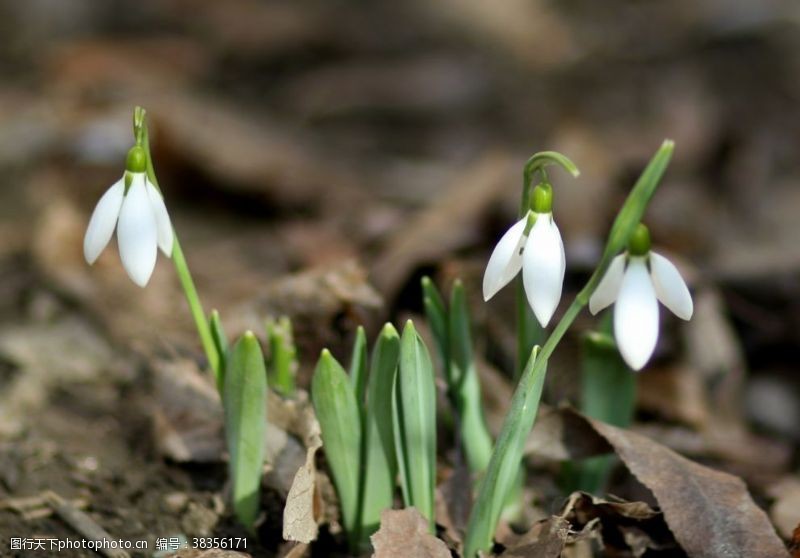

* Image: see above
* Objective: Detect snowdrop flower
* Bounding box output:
[83,146,174,287]
[589,224,692,370]
[483,183,565,327]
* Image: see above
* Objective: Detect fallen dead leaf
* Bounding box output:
[557,492,675,558]
[281,392,324,544]
[371,508,451,558]
[498,516,573,557]
[528,408,789,557]
[589,416,789,558]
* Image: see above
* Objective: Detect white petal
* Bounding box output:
[146,179,174,257]
[482,216,528,301]
[650,252,693,320]
[83,178,124,264]
[522,215,565,327]
[117,175,158,287]
[614,258,660,370]
[589,254,626,315]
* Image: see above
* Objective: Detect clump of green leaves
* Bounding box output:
[422,277,492,474]
[311,320,438,547]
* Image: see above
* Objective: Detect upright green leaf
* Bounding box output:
[572,328,635,493]
[449,280,493,473]
[359,323,401,541]
[223,332,267,532]
[393,320,437,532]
[311,350,362,544]
[603,140,674,260]
[209,309,229,394]
[265,316,297,397]
[349,326,368,406]
[421,276,448,372]
[464,347,547,557]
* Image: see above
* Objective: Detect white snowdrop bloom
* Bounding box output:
[83,147,173,287]
[482,204,565,327]
[589,224,693,370]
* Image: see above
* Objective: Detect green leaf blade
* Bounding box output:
[209,309,229,394]
[349,326,368,406]
[571,328,635,493]
[464,347,547,557]
[311,349,363,542]
[393,320,437,532]
[449,280,492,474]
[223,332,268,532]
[421,276,448,369]
[360,323,401,539]
[265,316,297,397]
[604,140,674,259]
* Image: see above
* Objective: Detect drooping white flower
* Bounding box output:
[589,225,692,370]
[482,210,565,327]
[84,147,173,287]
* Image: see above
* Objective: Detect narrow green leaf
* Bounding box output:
[349,326,368,406]
[359,323,401,540]
[209,309,229,394]
[448,280,472,385]
[223,332,267,532]
[265,316,297,397]
[449,280,492,474]
[572,327,636,493]
[393,320,437,532]
[311,350,362,543]
[421,276,448,371]
[464,347,547,557]
[603,140,674,260]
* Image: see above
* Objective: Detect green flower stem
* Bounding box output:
[172,238,221,379]
[134,107,221,383]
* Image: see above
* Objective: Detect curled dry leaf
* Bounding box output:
[498,516,574,558]
[280,391,324,544]
[529,408,789,558]
[558,492,676,558]
[371,508,451,558]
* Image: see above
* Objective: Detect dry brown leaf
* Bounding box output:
[498,516,573,557]
[371,508,450,558]
[281,393,324,544]
[587,416,789,558]
[529,408,789,557]
[526,405,612,462]
[557,492,674,557]
[637,365,709,428]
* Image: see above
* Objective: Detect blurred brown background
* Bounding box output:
[1,0,799,553]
